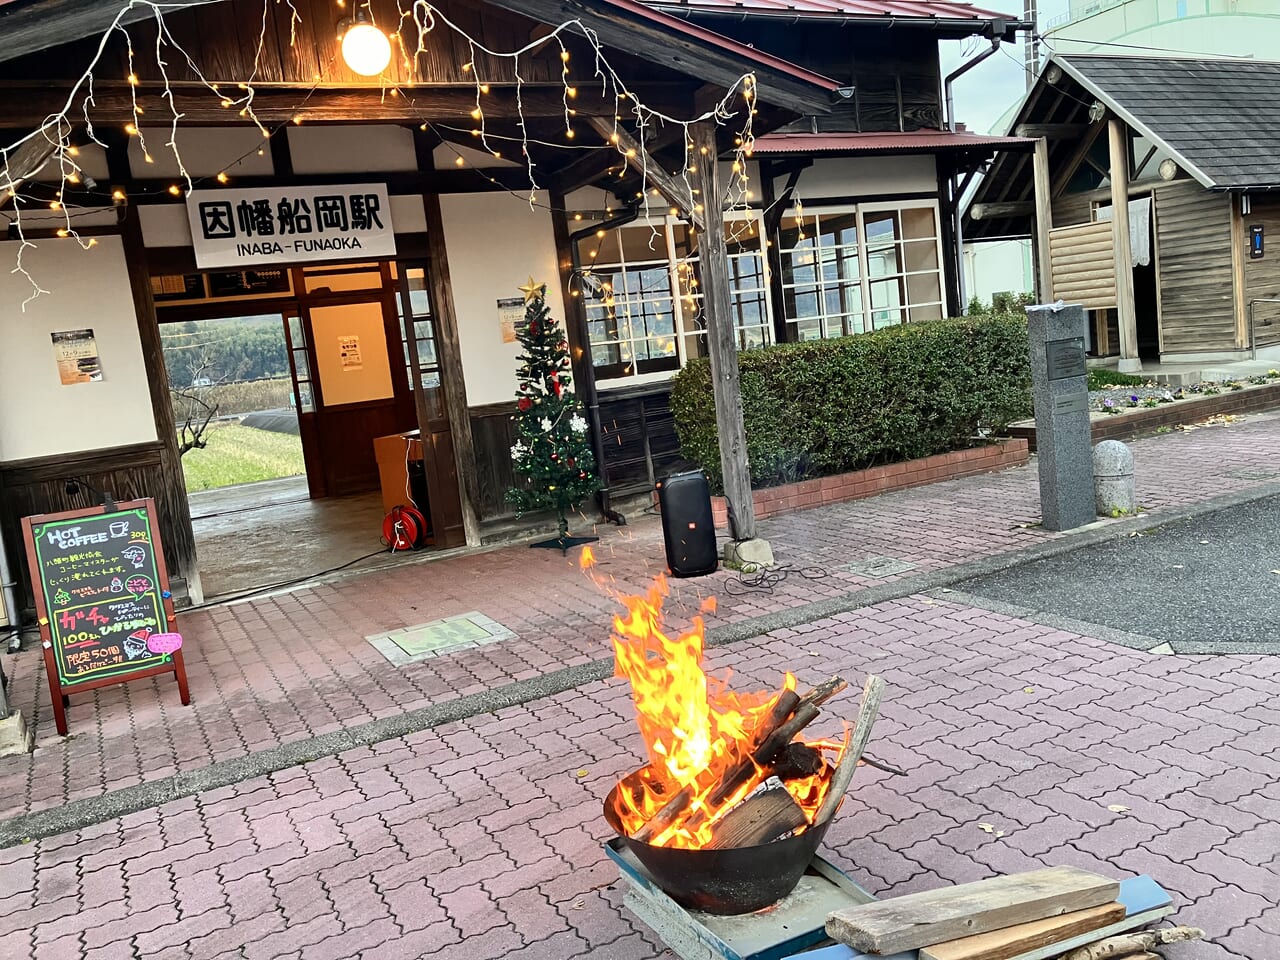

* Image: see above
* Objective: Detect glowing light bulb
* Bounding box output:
[168,185,181,196]
[341,22,392,76]
[216,172,229,184]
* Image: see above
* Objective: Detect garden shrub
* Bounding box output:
[669,313,1033,492]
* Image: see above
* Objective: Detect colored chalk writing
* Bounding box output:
[27,507,173,686]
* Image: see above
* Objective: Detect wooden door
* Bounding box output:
[394,262,466,547]
[293,264,417,498]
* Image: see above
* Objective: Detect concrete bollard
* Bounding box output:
[1093,439,1136,516]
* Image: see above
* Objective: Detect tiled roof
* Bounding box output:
[646,0,1014,20]
[1056,55,1280,190]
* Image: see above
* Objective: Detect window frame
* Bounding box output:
[577,211,775,388]
[778,198,947,340]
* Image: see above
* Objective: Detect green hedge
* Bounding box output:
[669,313,1033,492]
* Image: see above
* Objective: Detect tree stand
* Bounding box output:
[530,511,599,555]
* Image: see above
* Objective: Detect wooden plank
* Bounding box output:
[690,119,755,542]
[971,201,1035,221]
[919,903,1126,960]
[705,777,808,849]
[825,867,1120,955]
[1016,123,1090,140]
[807,877,1171,960]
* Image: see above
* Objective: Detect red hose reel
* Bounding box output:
[382,504,429,552]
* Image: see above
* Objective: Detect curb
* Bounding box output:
[1,476,1278,849]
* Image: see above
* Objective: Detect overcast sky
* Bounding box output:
[939,0,1072,135]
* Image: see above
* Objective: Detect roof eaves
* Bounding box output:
[1053,54,1219,190]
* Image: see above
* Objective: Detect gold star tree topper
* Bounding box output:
[519,277,547,303]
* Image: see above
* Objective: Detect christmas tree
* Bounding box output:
[506,278,598,545]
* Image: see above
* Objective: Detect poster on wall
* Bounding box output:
[339,335,363,371]
[498,297,526,344]
[51,329,102,384]
[186,183,397,270]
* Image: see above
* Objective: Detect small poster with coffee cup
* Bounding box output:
[51,329,102,385]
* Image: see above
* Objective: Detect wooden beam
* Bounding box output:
[1109,118,1139,370]
[919,903,1127,960]
[969,201,1035,221]
[587,116,702,230]
[690,120,755,542]
[0,0,206,64]
[1015,123,1090,140]
[1033,137,1054,303]
[0,82,682,127]
[481,0,833,117]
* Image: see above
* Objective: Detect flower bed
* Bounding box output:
[707,439,1029,529]
[1011,376,1280,452]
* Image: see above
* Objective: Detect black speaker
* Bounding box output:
[656,470,719,578]
[406,459,433,537]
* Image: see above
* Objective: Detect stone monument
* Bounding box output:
[1025,303,1096,531]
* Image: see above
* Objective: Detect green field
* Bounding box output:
[180,422,306,492]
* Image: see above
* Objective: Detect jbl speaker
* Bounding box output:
[656,470,719,578]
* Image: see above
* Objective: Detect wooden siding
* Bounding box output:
[1051,192,1094,228]
[1048,222,1116,310]
[470,402,518,521]
[1154,181,1237,354]
[1242,195,1280,349]
[597,385,685,495]
[0,442,195,612]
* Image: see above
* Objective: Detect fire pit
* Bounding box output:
[605,771,836,914]
[589,558,885,917]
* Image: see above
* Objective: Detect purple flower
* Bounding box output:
[1130,394,1140,402]
[1104,399,1115,407]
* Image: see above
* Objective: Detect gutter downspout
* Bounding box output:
[944,38,1004,312]
[569,200,642,524]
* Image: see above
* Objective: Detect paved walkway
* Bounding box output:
[1,596,1275,959]
[0,414,1277,958]
[2,414,1279,818]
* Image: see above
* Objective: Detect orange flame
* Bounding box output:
[609,575,835,848]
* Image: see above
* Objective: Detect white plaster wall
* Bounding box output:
[129,127,275,179]
[0,236,157,461]
[438,191,566,408]
[786,156,938,200]
[288,125,416,174]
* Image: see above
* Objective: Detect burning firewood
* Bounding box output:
[704,777,809,849]
[630,673,884,847]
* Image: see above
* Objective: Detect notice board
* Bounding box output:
[22,499,191,735]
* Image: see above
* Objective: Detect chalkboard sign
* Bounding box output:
[22,499,191,735]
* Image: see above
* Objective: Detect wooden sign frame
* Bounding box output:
[22,498,191,735]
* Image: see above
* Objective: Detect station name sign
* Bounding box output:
[186,182,397,269]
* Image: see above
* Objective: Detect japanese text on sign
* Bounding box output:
[187,184,396,270]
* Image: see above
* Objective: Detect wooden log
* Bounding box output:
[814,674,886,826]
[825,867,1122,955]
[630,676,842,843]
[705,777,808,849]
[1058,926,1205,960]
[919,903,1127,960]
[773,742,825,781]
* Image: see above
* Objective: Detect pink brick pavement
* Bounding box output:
[0,596,1275,959]
[1,413,1278,818]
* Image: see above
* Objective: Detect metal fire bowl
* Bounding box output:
[603,769,835,916]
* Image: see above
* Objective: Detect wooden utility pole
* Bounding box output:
[690,120,758,544]
[1109,118,1140,372]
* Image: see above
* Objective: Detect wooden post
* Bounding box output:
[1033,137,1054,304]
[105,133,202,604]
[1109,119,1140,372]
[421,191,482,547]
[690,121,758,545]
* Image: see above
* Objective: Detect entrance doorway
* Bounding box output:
[154,258,465,599]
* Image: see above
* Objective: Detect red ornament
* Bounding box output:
[529,320,539,336]
[552,378,563,398]
[518,397,532,412]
